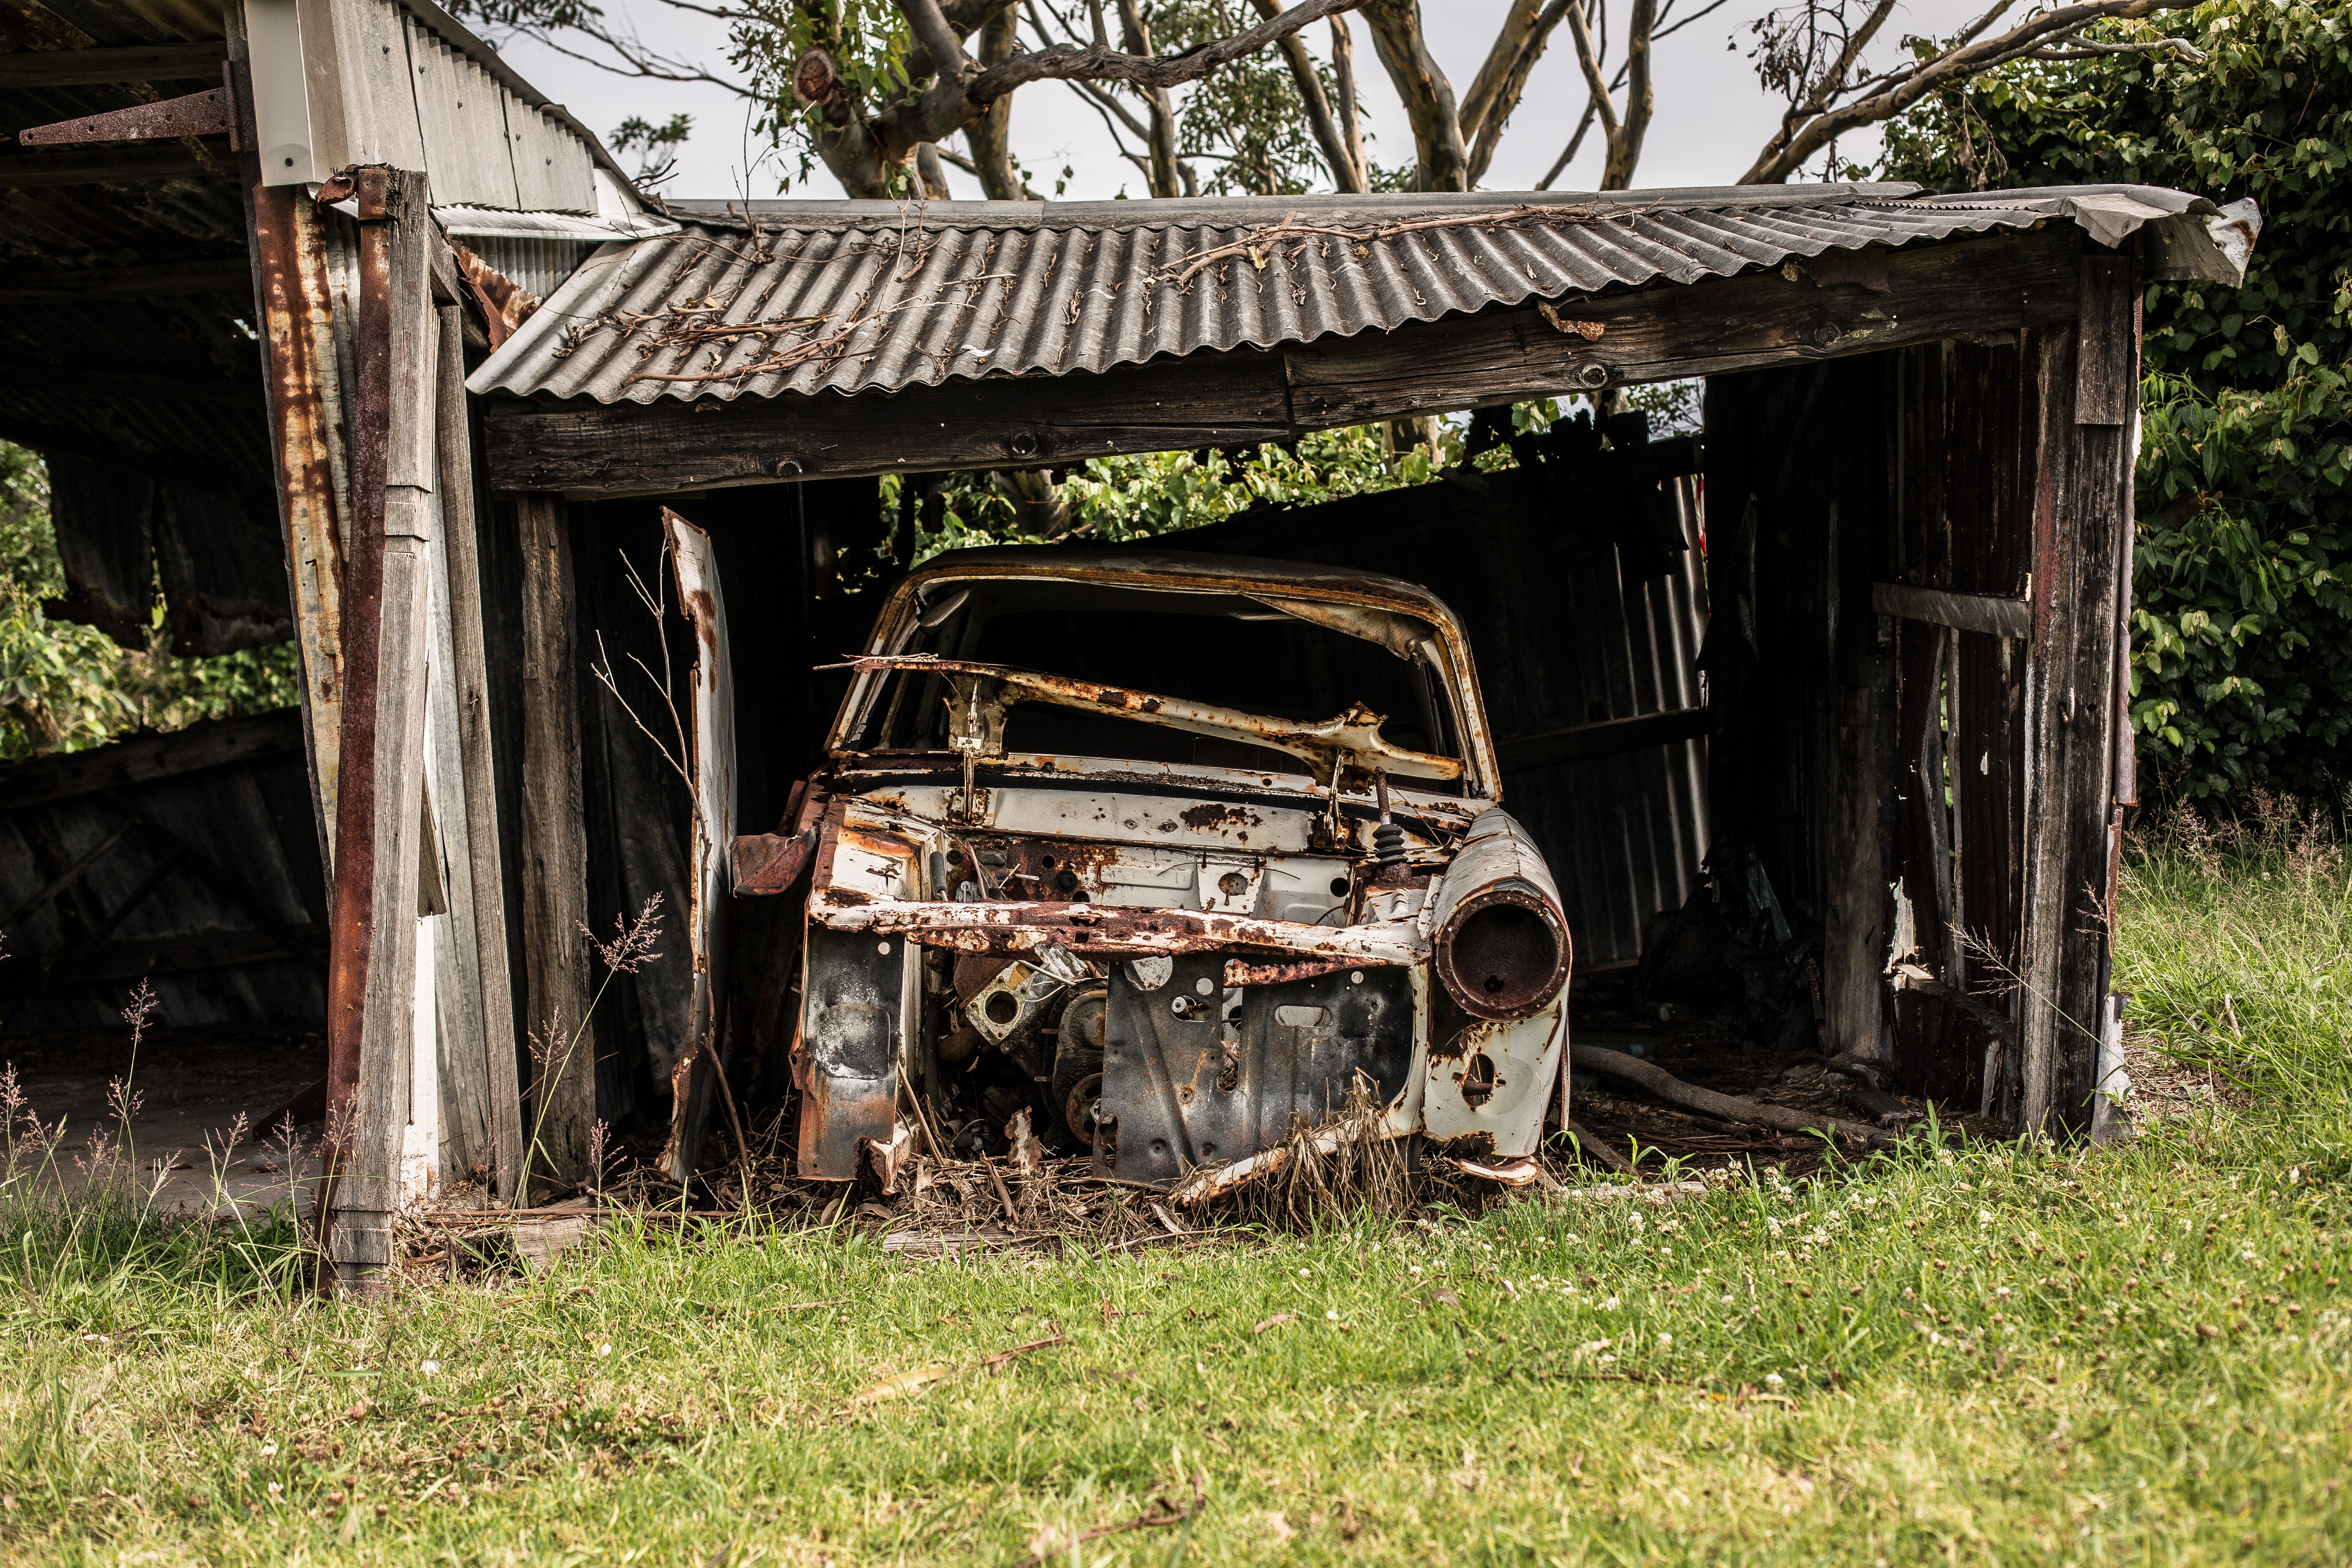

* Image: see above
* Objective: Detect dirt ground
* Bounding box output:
[1,1024,326,1215]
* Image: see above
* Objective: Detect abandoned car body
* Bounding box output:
[732,547,1574,1190]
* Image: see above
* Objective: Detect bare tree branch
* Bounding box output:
[1328,15,1368,189]
[1740,0,2202,184]
[969,0,1369,97]
[1464,0,1577,185]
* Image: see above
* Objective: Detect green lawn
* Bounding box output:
[5,829,2349,1566]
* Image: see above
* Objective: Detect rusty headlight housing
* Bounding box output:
[1429,809,1572,1021]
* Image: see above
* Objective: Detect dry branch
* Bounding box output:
[1568,1045,1894,1147]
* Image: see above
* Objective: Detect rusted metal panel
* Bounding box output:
[466,185,2253,408]
[795,925,907,1181]
[655,508,739,1184]
[249,183,351,859]
[1101,953,1414,1184]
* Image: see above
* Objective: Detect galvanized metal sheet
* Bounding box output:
[468,183,2242,407]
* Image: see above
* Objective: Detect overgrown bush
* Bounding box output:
[1883,0,2352,800]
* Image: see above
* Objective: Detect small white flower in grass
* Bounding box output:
[1563,1233,1579,1245]
[1601,1296,1621,1310]
[2289,1167,2303,1184]
[2243,1250,2258,1263]
[1300,1268,1311,1278]
[267,1482,282,1496]
[1996,1287,2011,1299]
[597,1342,613,1357]
[1978,1209,1995,1227]
[1326,1310,1340,1321]
[1657,1333,1673,1348]
[1764,1372,1785,1388]
[258,1443,279,1458]
[1721,1294,1736,1305]
[1409,1265,1423,1276]
[419,1359,440,1376]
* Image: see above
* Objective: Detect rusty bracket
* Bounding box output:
[18,87,233,146]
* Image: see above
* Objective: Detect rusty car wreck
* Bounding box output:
[731,547,1574,1194]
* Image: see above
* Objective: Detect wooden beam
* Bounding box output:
[0,144,229,186]
[483,350,1296,496]
[433,302,526,1205]
[2017,253,2138,1139]
[1497,705,1710,772]
[480,225,2087,497]
[0,258,254,302]
[0,709,302,811]
[514,491,597,1192]
[323,168,437,1295]
[0,42,227,87]
[1871,581,2031,639]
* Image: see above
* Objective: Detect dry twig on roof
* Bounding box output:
[1155,203,1604,288]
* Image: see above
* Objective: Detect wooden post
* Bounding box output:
[434,305,527,1203]
[516,492,595,1191]
[324,167,438,1292]
[2017,251,2139,1138]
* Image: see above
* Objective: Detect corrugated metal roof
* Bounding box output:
[468,183,2250,407]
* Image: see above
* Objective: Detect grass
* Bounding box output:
[3,830,2349,1566]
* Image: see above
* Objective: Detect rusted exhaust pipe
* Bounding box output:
[1428,808,1572,1021]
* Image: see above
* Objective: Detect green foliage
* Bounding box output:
[874,406,1630,567]
[608,112,693,185]
[1882,0,2352,799]
[1156,0,1335,196]
[728,0,919,190]
[0,442,303,762]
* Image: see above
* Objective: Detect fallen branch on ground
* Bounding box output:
[1568,1046,1895,1148]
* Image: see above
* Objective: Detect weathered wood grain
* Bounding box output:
[1871,581,2031,639]
[515,491,597,1190]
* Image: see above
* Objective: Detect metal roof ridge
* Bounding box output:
[657,183,1932,231]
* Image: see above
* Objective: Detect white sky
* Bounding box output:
[487,1,2006,201]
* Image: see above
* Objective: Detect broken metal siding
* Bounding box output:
[468,184,2251,408]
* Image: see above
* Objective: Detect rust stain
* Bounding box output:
[1179,802,1262,833]
[450,239,542,352]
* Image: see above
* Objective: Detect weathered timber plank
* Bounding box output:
[515,492,596,1188]
[481,349,1295,495]
[2074,255,2135,427]
[2017,263,2136,1138]
[0,710,301,812]
[1497,705,1711,772]
[327,168,436,1295]
[1871,581,2031,639]
[436,305,527,1203]
[1285,226,2087,427]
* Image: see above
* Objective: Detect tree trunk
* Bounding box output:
[1361,0,1468,191]
[965,5,1027,199]
[1251,0,1367,194]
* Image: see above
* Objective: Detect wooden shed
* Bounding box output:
[0,0,2261,1291]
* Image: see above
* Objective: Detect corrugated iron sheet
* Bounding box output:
[469,183,2243,407]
